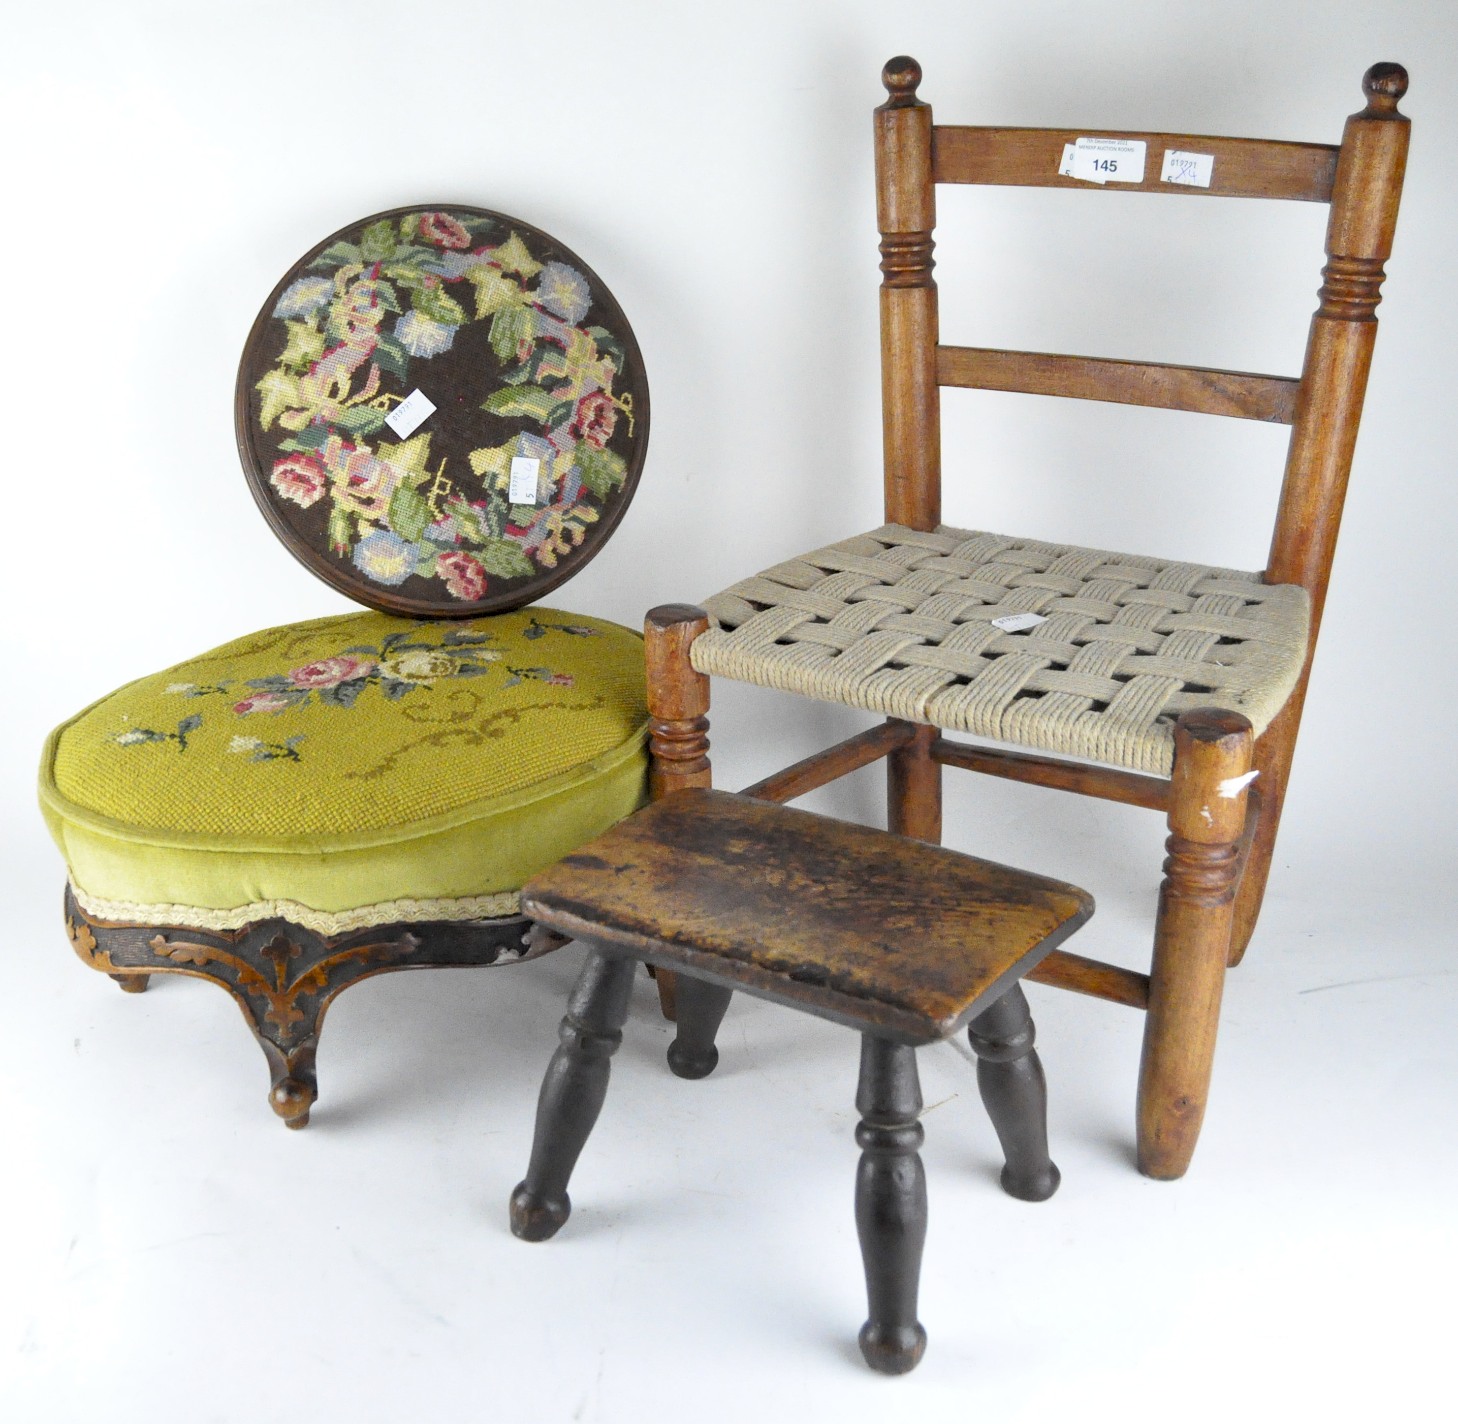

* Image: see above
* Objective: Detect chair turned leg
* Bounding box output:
[966,984,1060,1202]
[510,948,638,1242]
[666,973,734,1079]
[1138,709,1254,1180]
[854,1034,928,1374]
[644,604,714,1023]
[110,972,150,994]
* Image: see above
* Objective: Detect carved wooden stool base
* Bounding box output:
[513,790,1089,1372]
[65,886,554,1127]
[514,947,1059,1375]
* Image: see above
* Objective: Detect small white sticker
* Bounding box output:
[990,612,1048,633]
[1059,137,1147,185]
[509,456,541,505]
[385,388,437,438]
[1161,149,1215,188]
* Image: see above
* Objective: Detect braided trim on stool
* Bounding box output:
[69,882,522,934]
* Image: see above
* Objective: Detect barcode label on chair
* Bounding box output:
[1161,150,1215,187]
[1059,138,1147,184]
[509,456,542,504]
[385,388,436,438]
[991,612,1047,633]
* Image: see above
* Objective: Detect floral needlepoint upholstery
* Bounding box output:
[40,608,649,932]
[236,206,649,618]
[41,203,652,1127]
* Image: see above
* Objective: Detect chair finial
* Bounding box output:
[882,56,922,107]
[1362,62,1408,113]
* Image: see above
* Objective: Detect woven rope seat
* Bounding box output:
[693,524,1311,777]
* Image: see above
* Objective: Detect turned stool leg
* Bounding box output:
[966,984,1060,1202]
[510,948,638,1242]
[666,974,734,1079]
[854,1034,928,1374]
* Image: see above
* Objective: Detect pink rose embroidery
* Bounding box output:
[570,391,618,450]
[437,551,488,601]
[288,655,376,689]
[234,692,291,715]
[322,435,398,516]
[418,212,471,250]
[270,454,327,508]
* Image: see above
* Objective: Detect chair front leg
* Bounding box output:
[887,720,941,843]
[644,604,713,1021]
[1137,709,1254,1180]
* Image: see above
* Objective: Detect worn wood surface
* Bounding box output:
[877,57,941,531]
[1234,65,1412,967]
[932,126,1339,201]
[521,789,1092,1045]
[886,721,942,843]
[741,721,912,803]
[1025,948,1150,1010]
[643,603,715,1019]
[1138,710,1254,1178]
[65,886,547,1128]
[931,735,1170,812]
[645,604,712,801]
[936,347,1298,424]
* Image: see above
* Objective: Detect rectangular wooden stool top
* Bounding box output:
[521,789,1093,1044]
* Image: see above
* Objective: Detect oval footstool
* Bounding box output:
[40,605,649,1126]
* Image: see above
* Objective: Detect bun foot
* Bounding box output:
[270,1076,315,1129]
[510,1183,571,1241]
[110,973,150,994]
[1000,1160,1061,1202]
[666,1039,719,1079]
[858,1321,927,1375]
[665,975,732,1079]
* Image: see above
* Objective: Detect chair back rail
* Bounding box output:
[935,347,1299,424]
[932,127,1339,202]
[874,57,1410,629]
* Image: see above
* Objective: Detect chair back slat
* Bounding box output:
[936,346,1299,424]
[932,126,1339,203]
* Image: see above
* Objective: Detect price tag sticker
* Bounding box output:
[1059,137,1147,185]
[990,612,1048,633]
[384,388,436,438]
[509,456,542,505]
[1160,149,1215,188]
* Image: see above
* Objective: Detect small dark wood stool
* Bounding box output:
[510,789,1093,1373]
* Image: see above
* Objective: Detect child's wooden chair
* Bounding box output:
[646,58,1409,1178]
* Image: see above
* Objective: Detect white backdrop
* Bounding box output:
[3,3,1455,1421]
[6,0,1453,882]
